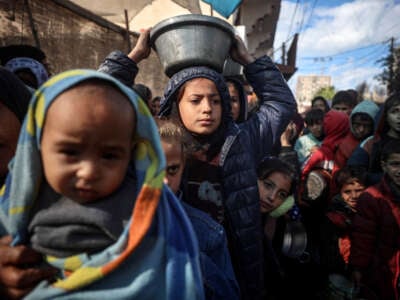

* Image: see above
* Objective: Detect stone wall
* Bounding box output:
[0,0,169,96]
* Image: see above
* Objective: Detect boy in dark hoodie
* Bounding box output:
[348,92,399,185]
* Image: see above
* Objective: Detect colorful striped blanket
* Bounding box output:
[0,69,204,299]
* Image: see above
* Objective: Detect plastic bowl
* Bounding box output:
[150,14,235,77]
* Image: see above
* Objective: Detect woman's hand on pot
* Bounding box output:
[229,35,255,66]
[0,235,57,300]
[128,28,152,64]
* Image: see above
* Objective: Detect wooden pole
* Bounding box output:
[124,9,131,51]
[24,0,41,49]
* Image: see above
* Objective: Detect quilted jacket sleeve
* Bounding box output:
[241,56,297,162]
[97,51,139,87]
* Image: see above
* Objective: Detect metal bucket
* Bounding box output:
[150,14,235,77]
[222,57,243,77]
[281,220,308,259]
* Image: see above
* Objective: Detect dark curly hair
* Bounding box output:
[257,156,297,194]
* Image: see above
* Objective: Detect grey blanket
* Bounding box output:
[29,175,137,257]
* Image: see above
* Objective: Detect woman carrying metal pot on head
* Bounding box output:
[98,22,296,299]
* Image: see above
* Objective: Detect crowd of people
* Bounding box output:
[0,26,399,300]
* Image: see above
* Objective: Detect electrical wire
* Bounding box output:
[298,0,318,38]
[286,0,300,41]
[301,38,393,60]
[299,46,388,74]
[273,0,317,56]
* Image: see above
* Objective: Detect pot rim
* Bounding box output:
[150,14,235,47]
[281,220,308,258]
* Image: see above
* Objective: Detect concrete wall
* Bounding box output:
[0,0,169,97]
[238,0,281,58]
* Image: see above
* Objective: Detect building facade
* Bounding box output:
[296,75,331,112]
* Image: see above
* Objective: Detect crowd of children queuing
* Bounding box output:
[0,27,399,300]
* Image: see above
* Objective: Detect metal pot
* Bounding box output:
[281,220,308,259]
[222,57,243,77]
[150,14,235,77]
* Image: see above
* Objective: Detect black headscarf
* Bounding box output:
[0,66,32,122]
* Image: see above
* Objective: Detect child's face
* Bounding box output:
[340,180,366,211]
[178,78,222,135]
[150,99,160,116]
[40,83,135,204]
[382,153,400,188]
[308,120,323,139]
[332,103,352,115]
[0,101,21,180]
[352,114,373,140]
[386,103,400,137]
[161,140,185,194]
[258,171,291,214]
[312,100,327,113]
[227,83,240,121]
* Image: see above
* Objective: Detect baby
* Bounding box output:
[28,76,136,257]
[0,70,203,299]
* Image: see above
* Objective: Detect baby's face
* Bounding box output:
[40,82,135,204]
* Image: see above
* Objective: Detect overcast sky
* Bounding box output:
[273,0,400,94]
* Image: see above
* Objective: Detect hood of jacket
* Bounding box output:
[323,110,350,151]
[224,75,248,123]
[159,66,232,124]
[159,66,234,158]
[350,100,380,135]
[0,67,32,123]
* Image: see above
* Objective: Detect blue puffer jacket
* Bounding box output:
[181,201,239,300]
[159,56,297,299]
[98,50,139,87]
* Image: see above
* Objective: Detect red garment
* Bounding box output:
[301,110,350,198]
[326,210,352,264]
[339,236,351,264]
[349,177,400,300]
[334,132,360,168]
